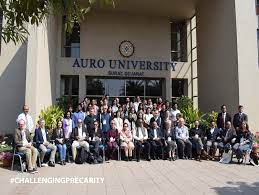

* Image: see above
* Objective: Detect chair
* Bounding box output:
[11,146,26,172]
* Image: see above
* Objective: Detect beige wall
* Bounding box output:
[56,11,193,102]
[197,0,259,131]
[0,18,27,134]
[25,15,58,123]
[235,0,259,131]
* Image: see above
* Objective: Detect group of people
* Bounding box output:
[14,96,254,174]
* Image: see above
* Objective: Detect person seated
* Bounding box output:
[52,120,67,165]
[218,121,237,156]
[133,119,151,162]
[88,121,102,162]
[175,118,192,159]
[163,120,177,161]
[34,119,57,167]
[233,121,253,164]
[106,120,120,160]
[71,119,90,162]
[189,120,204,161]
[15,119,38,174]
[204,121,221,160]
[149,121,164,160]
[120,123,134,161]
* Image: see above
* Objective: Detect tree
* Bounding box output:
[0,0,115,44]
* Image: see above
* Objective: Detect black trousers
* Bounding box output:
[90,140,101,157]
[176,139,192,159]
[149,139,163,158]
[135,140,151,160]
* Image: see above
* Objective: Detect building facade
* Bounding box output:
[0,0,259,133]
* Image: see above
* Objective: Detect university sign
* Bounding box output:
[72,58,177,77]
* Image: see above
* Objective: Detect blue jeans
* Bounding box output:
[57,144,67,161]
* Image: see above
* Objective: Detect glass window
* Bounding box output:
[171,21,187,62]
[86,78,105,95]
[145,80,162,97]
[126,80,144,96]
[62,16,80,57]
[106,79,125,97]
[172,79,187,97]
[60,75,79,96]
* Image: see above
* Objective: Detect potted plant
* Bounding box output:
[0,151,13,167]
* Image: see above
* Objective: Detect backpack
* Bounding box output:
[75,148,89,164]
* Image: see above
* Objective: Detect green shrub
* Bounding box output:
[38,105,64,134]
[175,96,194,111]
[181,105,201,129]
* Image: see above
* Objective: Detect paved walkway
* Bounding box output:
[1,160,259,195]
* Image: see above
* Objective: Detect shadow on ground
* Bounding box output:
[212,181,259,194]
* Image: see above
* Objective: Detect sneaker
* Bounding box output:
[33,168,39,173]
[41,163,48,167]
[28,169,36,174]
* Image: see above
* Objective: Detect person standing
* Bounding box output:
[233,105,248,129]
[72,104,85,128]
[216,105,232,129]
[16,105,34,133]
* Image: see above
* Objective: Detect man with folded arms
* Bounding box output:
[34,119,57,167]
[15,119,38,174]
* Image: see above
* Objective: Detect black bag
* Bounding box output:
[86,152,95,164]
[75,148,88,164]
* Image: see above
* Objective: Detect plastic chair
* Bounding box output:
[11,147,26,172]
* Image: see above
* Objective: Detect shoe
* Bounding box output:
[147,157,151,161]
[129,157,132,161]
[48,161,55,167]
[169,157,172,161]
[63,161,66,165]
[28,169,36,174]
[137,158,140,162]
[41,163,48,167]
[33,168,38,173]
[172,156,176,161]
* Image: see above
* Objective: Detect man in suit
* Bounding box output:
[149,121,164,160]
[216,105,232,129]
[204,121,221,160]
[71,119,90,162]
[15,119,38,173]
[88,121,102,161]
[189,120,204,161]
[233,105,248,129]
[34,119,57,167]
[150,110,162,128]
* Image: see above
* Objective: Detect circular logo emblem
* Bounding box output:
[119,40,134,58]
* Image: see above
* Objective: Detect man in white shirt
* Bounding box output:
[170,103,180,123]
[133,96,141,112]
[14,119,38,174]
[16,105,34,133]
[133,119,151,161]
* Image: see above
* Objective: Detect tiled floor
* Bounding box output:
[1,160,259,195]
